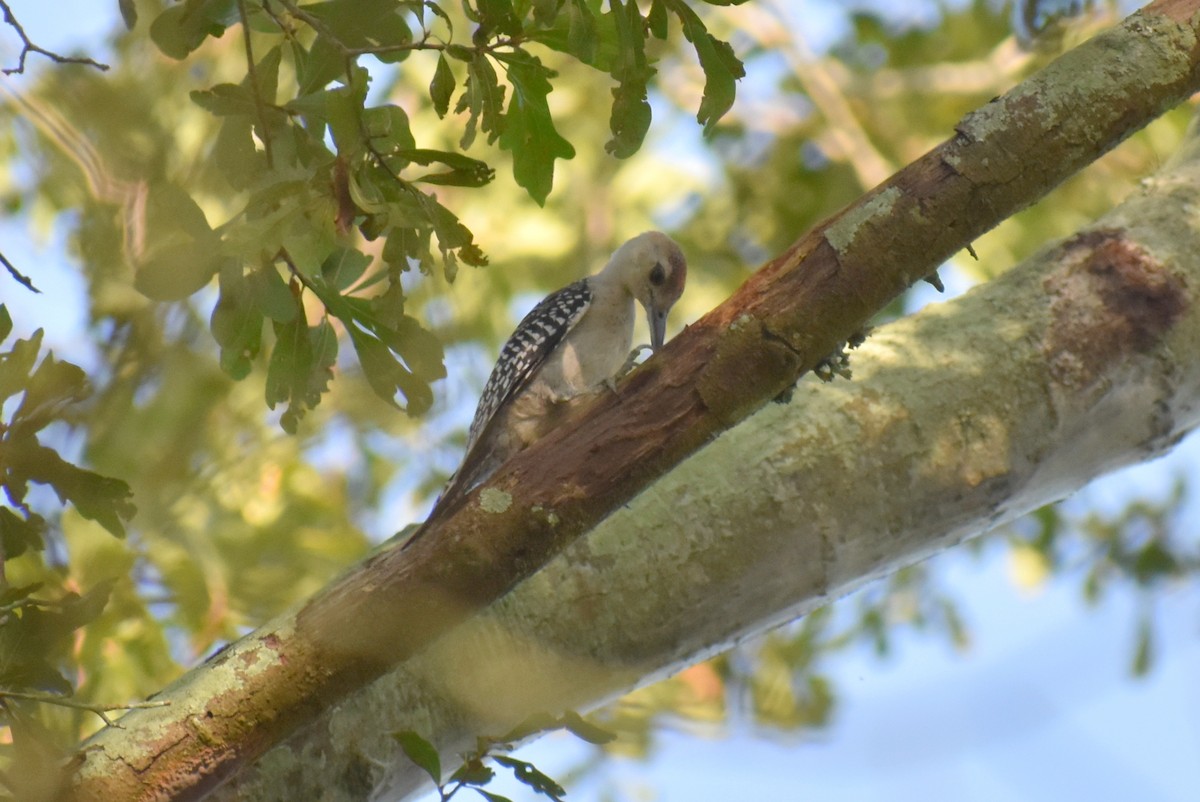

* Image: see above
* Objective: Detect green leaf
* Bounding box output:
[430,54,456,118]
[566,0,598,63]
[861,605,888,656]
[11,352,89,437]
[296,34,345,95]
[402,149,495,187]
[477,0,523,37]
[190,83,257,117]
[119,0,138,29]
[422,1,455,35]
[382,227,429,273]
[0,581,112,699]
[135,242,229,301]
[327,67,372,154]
[493,756,566,801]
[281,209,339,280]
[304,0,414,63]
[664,0,744,134]
[0,649,70,696]
[267,313,339,433]
[455,55,505,149]
[267,314,313,433]
[1082,565,1104,604]
[498,712,559,742]
[0,304,12,343]
[214,116,263,191]
[0,328,43,406]
[348,326,433,414]
[134,182,225,301]
[6,711,71,801]
[560,712,616,745]
[149,0,236,60]
[423,195,483,276]
[5,441,135,538]
[497,54,576,204]
[1131,615,1154,677]
[253,44,282,105]
[647,0,668,38]
[211,265,265,379]
[270,316,338,433]
[606,0,654,158]
[1133,540,1177,585]
[393,731,441,783]
[375,313,447,383]
[449,757,495,786]
[347,168,391,216]
[61,579,116,630]
[147,180,216,240]
[321,248,373,291]
[478,792,514,802]
[0,582,43,607]
[363,105,417,153]
[0,507,46,561]
[531,0,558,27]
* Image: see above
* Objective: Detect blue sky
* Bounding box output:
[2,2,1198,801]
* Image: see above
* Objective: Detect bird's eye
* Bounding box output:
[649,263,666,286]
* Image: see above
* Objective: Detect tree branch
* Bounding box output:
[236,0,274,169]
[0,691,169,728]
[218,109,1200,802]
[61,2,1200,799]
[0,1,108,75]
[0,249,39,293]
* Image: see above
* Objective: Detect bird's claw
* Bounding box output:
[619,344,653,378]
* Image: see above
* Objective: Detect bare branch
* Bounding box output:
[0,690,170,728]
[0,1,109,75]
[0,249,39,293]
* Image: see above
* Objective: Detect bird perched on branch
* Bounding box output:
[429,231,687,521]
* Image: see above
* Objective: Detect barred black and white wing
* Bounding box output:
[420,279,592,525]
[463,279,592,456]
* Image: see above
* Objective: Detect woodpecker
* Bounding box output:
[432,231,687,519]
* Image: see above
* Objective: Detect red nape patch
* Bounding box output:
[1044,229,1188,388]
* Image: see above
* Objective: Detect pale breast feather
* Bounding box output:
[465,279,592,452]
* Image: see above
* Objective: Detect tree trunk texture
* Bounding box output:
[64,2,1200,799]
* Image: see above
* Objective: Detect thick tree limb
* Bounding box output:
[215,112,1200,801]
[64,2,1200,799]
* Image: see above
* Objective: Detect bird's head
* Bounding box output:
[611,231,688,352]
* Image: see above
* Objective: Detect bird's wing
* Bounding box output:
[419,279,592,527]
[463,279,592,456]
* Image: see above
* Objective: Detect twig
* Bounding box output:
[0,0,109,75]
[0,690,171,728]
[236,0,275,168]
[258,0,298,40]
[275,0,511,60]
[0,249,39,292]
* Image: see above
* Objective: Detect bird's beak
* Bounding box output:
[648,307,667,352]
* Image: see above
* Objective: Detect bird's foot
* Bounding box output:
[618,344,653,378]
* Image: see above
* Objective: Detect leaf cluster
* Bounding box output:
[0,305,133,772]
[0,306,135,543]
[396,711,614,802]
[113,0,746,429]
